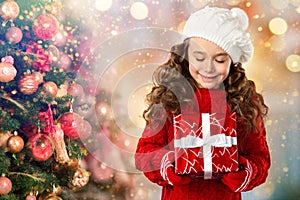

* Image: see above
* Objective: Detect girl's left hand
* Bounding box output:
[221,156,258,192]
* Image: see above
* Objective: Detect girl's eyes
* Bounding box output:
[195,58,227,63]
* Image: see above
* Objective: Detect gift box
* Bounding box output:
[173,111,239,179]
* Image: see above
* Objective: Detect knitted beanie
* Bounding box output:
[182,6,254,63]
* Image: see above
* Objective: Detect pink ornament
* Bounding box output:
[78,120,92,140]
[58,52,71,70]
[67,82,84,97]
[32,13,58,40]
[1,55,14,64]
[19,74,39,95]
[26,194,37,200]
[28,134,53,161]
[0,176,12,195]
[0,62,17,82]
[52,30,67,47]
[5,26,23,43]
[0,0,20,21]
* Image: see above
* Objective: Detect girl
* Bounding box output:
[135,7,270,200]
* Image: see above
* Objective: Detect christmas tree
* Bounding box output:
[0,0,94,199]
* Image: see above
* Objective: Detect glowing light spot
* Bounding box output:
[286,54,300,72]
[258,26,263,32]
[130,2,148,20]
[95,0,113,11]
[283,167,289,172]
[246,2,252,7]
[269,17,288,35]
[225,0,242,6]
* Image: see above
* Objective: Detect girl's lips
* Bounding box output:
[198,73,218,82]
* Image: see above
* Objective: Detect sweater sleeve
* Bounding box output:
[238,116,271,191]
[135,119,173,185]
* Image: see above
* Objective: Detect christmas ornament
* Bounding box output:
[0,0,20,22]
[49,125,70,164]
[0,175,12,195]
[78,120,92,140]
[96,102,112,121]
[28,134,53,161]
[0,131,13,151]
[56,84,67,97]
[19,74,39,95]
[67,82,84,97]
[33,13,59,40]
[5,26,23,43]
[69,168,90,191]
[26,194,37,200]
[32,71,44,85]
[7,133,24,153]
[0,56,17,82]
[57,112,84,139]
[57,52,71,71]
[47,45,60,63]
[43,81,58,96]
[38,191,62,200]
[51,30,67,47]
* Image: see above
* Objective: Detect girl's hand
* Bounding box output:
[160,151,192,186]
[221,156,258,192]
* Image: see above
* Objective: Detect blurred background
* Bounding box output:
[0,0,299,199]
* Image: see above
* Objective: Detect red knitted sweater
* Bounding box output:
[135,88,270,200]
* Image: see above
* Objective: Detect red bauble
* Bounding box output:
[28,134,53,161]
[0,176,12,195]
[32,13,58,40]
[0,62,17,82]
[43,81,58,96]
[0,0,20,21]
[5,26,23,43]
[57,112,84,139]
[7,135,24,153]
[19,74,39,95]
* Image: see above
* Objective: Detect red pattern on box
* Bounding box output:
[174,111,239,179]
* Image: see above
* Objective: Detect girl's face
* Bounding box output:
[188,37,232,89]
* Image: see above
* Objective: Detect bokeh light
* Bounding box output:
[270,0,289,10]
[130,2,149,20]
[286,54,300,72]
[225,0,242,6]
[269,17,288,35]
[94,0,113,11]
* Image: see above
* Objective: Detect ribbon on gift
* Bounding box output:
[174,113,237,179]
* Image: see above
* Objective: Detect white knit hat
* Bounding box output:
[182,6,254,63]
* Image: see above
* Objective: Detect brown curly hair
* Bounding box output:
[143,39,268,136]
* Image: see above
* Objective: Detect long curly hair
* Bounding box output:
[143,39,268,136]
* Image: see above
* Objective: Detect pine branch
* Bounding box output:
[8,172,46,182]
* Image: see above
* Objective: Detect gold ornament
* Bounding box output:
[0,0,20,21]
[7,132,24,153]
